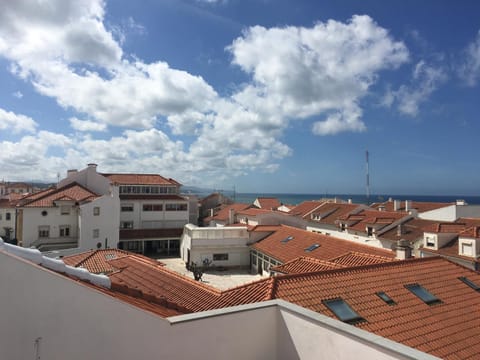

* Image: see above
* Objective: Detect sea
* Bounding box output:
[188,191,480,206]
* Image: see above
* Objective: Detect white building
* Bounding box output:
[59,163,189,255]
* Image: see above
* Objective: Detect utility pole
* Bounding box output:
[366,150,370,205]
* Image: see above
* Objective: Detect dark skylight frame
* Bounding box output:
[376,291,396,305]
[304,243,320,252]
[405,284,442,305]
[322,298,365,324]
[281,235,294,243]
[458,276,480,291]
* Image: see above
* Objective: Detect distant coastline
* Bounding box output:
[186,190,480,206]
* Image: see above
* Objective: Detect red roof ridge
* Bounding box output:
[21,181,99,207]
[269,256,442,282]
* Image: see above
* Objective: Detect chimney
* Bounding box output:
[210,208,214,217]
[456,199,466,206]
[405,200,412,212]
[348,198,352,204]
[395,239,412,260]
[393,199,400,211]
[87,163,98,170]
[378,205,386,212]
[396,224,403,236]
[228,208,235,225]
[67,169,78,178]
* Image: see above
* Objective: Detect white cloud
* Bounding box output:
[69,117,107,132]
[386,60,447,116]
[459,30,480,86]
[0,108,37,133]
[0,2,412,183]
[227,15,409,134]
[12,91,23,99]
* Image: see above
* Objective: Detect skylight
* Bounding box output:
[405,284,442,305]
[281,235,294,243]
[376,291,396,305]
[304,244,320,252]
[322,298,364,324]
[458,277,480,291]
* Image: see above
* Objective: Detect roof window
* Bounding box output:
[322,298,364,324]
[405,284,441,305]
[304,244,320,252]
[281,235,294,243]
[376,291,396,305]
[458,276,480,291]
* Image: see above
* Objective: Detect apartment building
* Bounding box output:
[58,163,189,255]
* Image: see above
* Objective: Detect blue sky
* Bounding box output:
[0,0,480,196]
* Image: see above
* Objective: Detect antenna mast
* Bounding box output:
[366,150,370,204]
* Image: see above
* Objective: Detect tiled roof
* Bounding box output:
[119,228,184,240]
[62,249,157,274]
[329,251,394,267]
[456,217,480,227]
[264,257,480,359]
[458,226,480,239]
[309,202,360,225]
[271,256,345,274]
[251,225,395,263]
[236,207,273,216]
[289,200,326,217]
[371,200,453,213]
[254,197,281,210]
[20,182,98,208]
[378,218,439,243]
[203,203,251,222]
[102,173,180,186]
[340,210,406,232]
[423,222,468,234]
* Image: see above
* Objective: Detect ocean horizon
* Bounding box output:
[187,191,480,206]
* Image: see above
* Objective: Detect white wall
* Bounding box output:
[21,205,80,248]
[0,208,15,238]
[58,164,111,195]
[181,224,250,267]
[79,190,120,251]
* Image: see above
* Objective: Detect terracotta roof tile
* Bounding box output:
[372,201,453,213]
[309,202,360,225]
[423,222,468,234]
[251,225,395,263]
[289,200,327,217]
[254,197,281,210]
[329,251,394,267]
[379,218,439,242]
[203,203,250,222]
[270,256,345,274]
[102,173,179,186]
[20,182,99,208]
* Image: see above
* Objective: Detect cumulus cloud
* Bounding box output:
[69,117,107,132]
[383,60,447,116]
[0,108,37,133]
[459,30,480,86]
[0,2,412,183]
[228,15,409,134]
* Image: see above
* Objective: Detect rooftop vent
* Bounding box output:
[304,244,320,252]
[281,236,294,243]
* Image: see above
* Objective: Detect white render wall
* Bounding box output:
[0,249,438,360]
[78,191,120,251]
[181,224,250,266]
[120,199,189,229]
[0,207,15,238]
[20,206,80,248]
[58,164,111,195]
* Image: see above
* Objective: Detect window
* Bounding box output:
[93,229,100,238]
[120,221,134,229]
[41,210,48,217]
[93,207,100,216]
[425,236,435,247]
[323,298,364,324]
[59,226,70,237]
[405,284,441,305]
[6,212,11,220]
[121,204,134,212]
[461,243,473,256]
[376,292,396,305]
[366,226,373,237]
[458,277,480,291]
[281,235,294,243]
[213,253,229,261]
[340,223,346,232]
[305,244,320,252]
[251,253,257,266]
[38,226,50,238]
[165,203,187,211]
[143,204,163,211]
[61,206,70,215]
